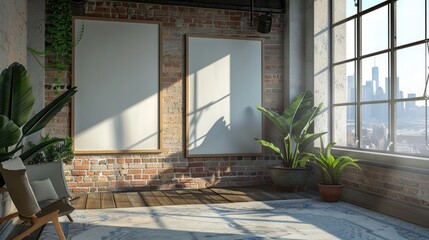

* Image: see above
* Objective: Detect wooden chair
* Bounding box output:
[0,157,65,240]
[26,161,76,222]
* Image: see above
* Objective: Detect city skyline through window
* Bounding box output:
[329,0,429,157]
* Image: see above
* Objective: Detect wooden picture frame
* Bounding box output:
[186,35,264,157]
[72,17,162,154]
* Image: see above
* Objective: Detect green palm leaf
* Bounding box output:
[299,132,327,152]
[256,105,289,135]
[0,115,20,149]
[22,87,77,137]
[255,138,284,159]
[0,62,35,127]
[0,146,23,162]
[292,103,323,138]
[282,90,313,126]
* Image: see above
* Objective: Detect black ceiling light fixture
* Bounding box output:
[251,0,271,33]
[70,0,86,16]
[257,13,272,34]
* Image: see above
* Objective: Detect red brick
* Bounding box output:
[143,169,157,174]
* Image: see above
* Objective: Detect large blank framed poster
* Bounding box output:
[72,17,161,154]
[186,35,263,157]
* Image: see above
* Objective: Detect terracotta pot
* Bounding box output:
[318,183,344,202]
[269,166,312,192]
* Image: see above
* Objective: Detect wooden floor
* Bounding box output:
[13,186,311,239]
[72,186,311,210]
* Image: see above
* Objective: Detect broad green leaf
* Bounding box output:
[283,134,294,165]
[255,138,284,159]
[282,90,313,126]
[0,146,23,162]
[0,115,20,149]
[22,87,77,136]
[296,155,310,168]
[299,132,327,152]
[0,62,35,127]
[325,141,336,159]
[256,105,289,135]
[292,103,323,138]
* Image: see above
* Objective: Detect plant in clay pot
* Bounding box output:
[304,139,361,202]
[255,90,326,191]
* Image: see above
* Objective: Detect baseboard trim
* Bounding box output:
[342,187,429,228]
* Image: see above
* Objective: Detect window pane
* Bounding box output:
[333,20,355,63]
[395,100,428,155]
[362,0,386,11]
[396,44,426,99]
[333,105,357,148]
[362,6,388,55]
[361,53,388,101]
[361,103,389,150]
[333,62,355,104]
[333,0,357,23]
[396,0,426,46]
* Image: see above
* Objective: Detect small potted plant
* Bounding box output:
[255,90,326,192]
[304,139,361,202]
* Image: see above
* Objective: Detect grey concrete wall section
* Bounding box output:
[284,0,308,104]
[0,0,27,69]
[305,0,315,91]
[0,1,28,238]
[27,0,46,142]
[0,0,27,239]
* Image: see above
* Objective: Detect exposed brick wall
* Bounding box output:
[45,1,285,192]
[342,164,429,210]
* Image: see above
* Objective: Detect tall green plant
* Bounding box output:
[304,139,361,185]
[255,90,326,168]
[0,62,77,185]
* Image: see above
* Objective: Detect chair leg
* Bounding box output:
[66,214,74,222]
[13,211,65,240]
[52,214,66,240]
[13,221,46,240]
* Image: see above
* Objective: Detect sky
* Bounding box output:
[338,0,428,99]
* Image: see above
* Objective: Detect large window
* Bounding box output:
[330,0,429,157]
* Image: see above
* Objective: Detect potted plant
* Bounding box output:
[255,90,326,192]
[304,139,361,202]
[0,62,77,186]
[28,135,74,165]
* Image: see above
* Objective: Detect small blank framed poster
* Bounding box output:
[186,35,263,157]
[72,17,161,154]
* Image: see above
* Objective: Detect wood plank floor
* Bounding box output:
[14,186,312,240]
[71,186,311,210]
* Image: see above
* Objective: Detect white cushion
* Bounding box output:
[30,178,59,202]
[1,156,26,170]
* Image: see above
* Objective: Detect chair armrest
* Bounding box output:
[0,212,18,223]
